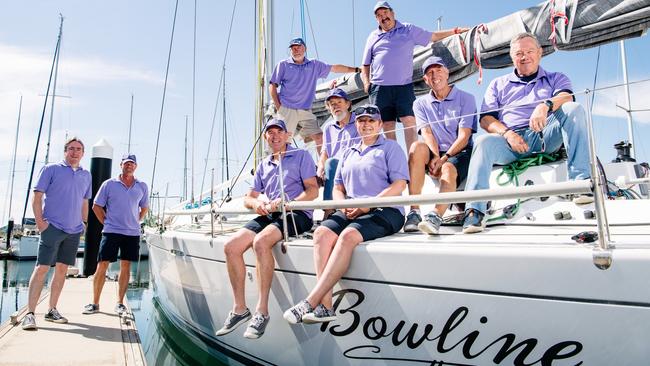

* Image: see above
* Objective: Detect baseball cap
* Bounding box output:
[265,119,288,132]
[373,1,392,13]
[354,104,382,121]
[121,154,137,164]
[288,37,306,47]
[326,88,350,101]
[422,56,447,74]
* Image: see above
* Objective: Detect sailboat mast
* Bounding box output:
[184,115,188,201]
[619,40,636,159]
[7,95,23,222]
[44,14,64,165]
[20,15,64,226]
[221,66,230,185]
[128,93,134,154]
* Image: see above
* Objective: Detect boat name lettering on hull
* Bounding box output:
[320,289,583,366]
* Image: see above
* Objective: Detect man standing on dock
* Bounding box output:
[361,1,468,153]
[22,137,92,330]
[82,154,148,315]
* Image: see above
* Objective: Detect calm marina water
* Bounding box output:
[0,258,226,365]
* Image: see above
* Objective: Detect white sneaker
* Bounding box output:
[283,300,313,324]
[21,312,37,330]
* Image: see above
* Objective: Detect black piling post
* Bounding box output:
[83,138,113,277]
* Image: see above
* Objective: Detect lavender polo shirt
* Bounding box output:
[252,144,317,218]
[334,136,410,214]
[94,177,149,236]
[414,86,478,151]
[362,21,432,86]
[322,113,361,159]
[270,57,332,110]
[481,67,573,130]
[33,161,92,234]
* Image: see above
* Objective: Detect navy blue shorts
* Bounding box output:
[98,233,140,262]
[243,211,313,238]
[429,148,472,187]
[369,83,416,122]
[321,207,404,242]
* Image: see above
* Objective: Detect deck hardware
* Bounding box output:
[583,210,595,219]
[553,211,563,220]
[562,211,572,220]
[571,231,598,243]
[247,270,253,281]
[280,240,287,254]
[525,212,535,221]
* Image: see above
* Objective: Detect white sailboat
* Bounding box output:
[145,1,650,364]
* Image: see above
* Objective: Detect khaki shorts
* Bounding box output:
[276,106,322,139]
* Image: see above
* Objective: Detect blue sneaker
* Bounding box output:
[418,212,442,235]
[462,209,486,234]
[403,210,422,232]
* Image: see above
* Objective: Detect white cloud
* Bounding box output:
[590,81,650,124]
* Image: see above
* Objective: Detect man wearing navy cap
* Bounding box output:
[82,154,149,316]
[216,118,318,339]
[403,56,477,234]
[317,88,360,218]
[362,1,468,153]
[270,38,358,154]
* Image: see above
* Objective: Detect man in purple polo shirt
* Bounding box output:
[270,37,358,155]
[216,119,318,339]
[403,56,477,234]
[82,154,149,316]
[22,137,92,330]
[317,88,360,218]
[284,104,409,324]
[462,32,592,234]
[361,1,468,153]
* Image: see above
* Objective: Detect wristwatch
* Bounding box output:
[544,99,554,111]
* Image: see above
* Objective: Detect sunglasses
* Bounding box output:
[353,106,380,116]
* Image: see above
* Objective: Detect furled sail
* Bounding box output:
[312,0,650,121]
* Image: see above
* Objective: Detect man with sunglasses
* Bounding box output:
[270,37,358,155]
[403,56,477,234]
[462,32,592,234]
[362,1,468,153]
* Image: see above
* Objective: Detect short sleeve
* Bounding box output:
[314,60,332,79]
[33,165,53,193]
[413,98,430,134]
[83,172,92,199]
[269,62,284,85]
[551,72,573,95]
[480,78,501,115]
[458,92,478,132]
[299,151,317,180]
[139,183,150,208]
[252,162,265,194]
[408,24,433,46]
[362,33,375,66]
[385,142,410,184]
[94,180,109,207]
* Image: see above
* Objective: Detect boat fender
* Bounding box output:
[571,231,598,244]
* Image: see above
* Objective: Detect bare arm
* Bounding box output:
[92,204,106,225]
[82,199,88,223]
[244,189,271,216]
[480,115,528,154]
[361,65,371,93]
[529,91,574,132]
[430,27,470,43]
[269,83,281,110]
[316,150,329,179]
[139,207,149,221]
[32,191,48,232]
[444,127,472,157]
[421,126,442,176]
[291,177,319,202]
[346,179,407,219]
[330,64,359,73]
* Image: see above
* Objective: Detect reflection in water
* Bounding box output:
[1,258,223,365]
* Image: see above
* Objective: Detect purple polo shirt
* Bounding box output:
[481,67,573,130]
[414,86,477,151]
[252,144,317,218]
[270,57,332,110]
[94,177,149,236]
[322,113,361,159]
[362,21,432,86]
[334,136,409,214]
[33,161,92,234]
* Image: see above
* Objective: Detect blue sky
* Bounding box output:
[1,0,649,221]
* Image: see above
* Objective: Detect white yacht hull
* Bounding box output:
[146,200,650,365]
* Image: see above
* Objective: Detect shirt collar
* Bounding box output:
[507,66,547,83]
[351,134,386,152]
[287,57,311,65]
[60,160,84,170]
[428,85,457,103]
[334,112,356,129]
[378,20,404,34]
[265,144,297,166]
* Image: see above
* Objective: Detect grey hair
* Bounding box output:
[64,136,85,151]
[510,32,541,49]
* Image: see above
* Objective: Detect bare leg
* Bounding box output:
[252,226,283,316]
[117,260,131,304]
[310,132,324,156]
[383,121,397,141]
[312,226,338,308]
[224,229,256,313]
[305,228,363,307]
[434,163,458,216]
[400,116,418,154]
[92,261,110,304]
[48,262,69,309]
[27,265,51,313]
[408,141,430,211]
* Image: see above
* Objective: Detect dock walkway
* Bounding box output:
[0,275,145,366]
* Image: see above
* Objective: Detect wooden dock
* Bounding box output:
[0,275,145,366]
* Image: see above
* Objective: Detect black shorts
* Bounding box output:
[321,207,404,242]
[243,211,313,238]
[428,148,472,187]
[369,83,416,122]
[98,233,140,262]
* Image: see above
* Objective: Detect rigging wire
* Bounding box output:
[303,0,319,60]
[198,0,239,203]
[150,0,179,201]
[191,0,197,204]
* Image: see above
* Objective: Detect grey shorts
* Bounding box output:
[276,106,322,139]
[36,224,81,266]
